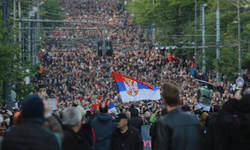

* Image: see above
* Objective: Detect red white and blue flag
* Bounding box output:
[92,102,115,110]
[112,72,161,102]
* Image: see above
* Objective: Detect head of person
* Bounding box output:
[144,111,150,119]
[181,105,191,113]
[99,103,108,113]
[76,105,85,122]
[125,111,131,118]
[0,121,7,137]
[63,107,82,133]
[114,113,128,129]
[38,83,47,99]
[93,110,99,118]
[213,105,221,113]
[161,83,180,111]
[21,95,45,123]
[141,114,145,121]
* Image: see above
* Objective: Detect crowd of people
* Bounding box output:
[0,0,250,149]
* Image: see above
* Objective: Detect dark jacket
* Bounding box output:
[154,109,203,150]
[78,124,94,150]
[91,113,116,150]
[62,125,85,150]
[149,118,159,150]
[205,113,224,150]
[217,97,250,150]
[128,109,143,133]
[109,125,143,150]
[1,118,60,150]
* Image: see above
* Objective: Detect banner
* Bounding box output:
[141,125,152,150]
[47,98,57,110]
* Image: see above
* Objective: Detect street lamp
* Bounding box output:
[201,4,208,73]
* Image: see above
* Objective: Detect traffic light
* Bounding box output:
[106,41,113,56]
[97,41,113,57]
[97,41,103,56]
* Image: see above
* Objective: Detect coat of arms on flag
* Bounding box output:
[124,77,139,96]
[112,72,161,102]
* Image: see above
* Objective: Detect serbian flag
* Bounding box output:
[112,72,161,102]
[92,102,116,111]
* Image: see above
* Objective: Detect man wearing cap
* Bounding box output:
[109,113,143,150]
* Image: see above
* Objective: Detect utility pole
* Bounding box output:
[153,23,155,44]
[152,0,155,45]
[215,0,221,82]
[194,0,197,71]
[36,0,41,64]
[238,0,241,76]
[13,0,16,43]
[227,0,241,77]
[18,0,21,45]
[2,0,12,108]
[201,4,207,73]
[25,9,31,84]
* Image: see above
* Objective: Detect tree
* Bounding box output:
[42,0,66,26]
[0,12,37,105]
[128,0,250,82]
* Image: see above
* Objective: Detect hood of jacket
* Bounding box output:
[131,108,139,118]
[97,113,113,122]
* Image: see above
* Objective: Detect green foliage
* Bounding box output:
[128,0,250,82]
[42,0,66,26]
[0,12,37,104]
[14,82,35,101]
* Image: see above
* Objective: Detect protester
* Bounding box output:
[128,108,143,133]
[205,105,223,150]
[144,111,151,123]
[62,107,84,150]
[149,108,167,150]
[217,89,250,150]
[141,114,149,125]
[0,122,7,137]
[77,105,95,150]
[109,113,143,150]
[149,108,161,123]
[38,83,47,99]
[1,95,61,150]
[154,83,203,150]
[91,103,116,150]
[31,0,250,149]
[200,112,209,132]
[125,111,131,119]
